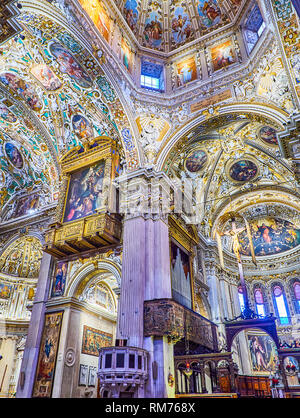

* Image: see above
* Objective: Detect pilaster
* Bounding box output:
[15,253,53,398]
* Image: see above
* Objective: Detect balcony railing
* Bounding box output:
[144,298,218,351]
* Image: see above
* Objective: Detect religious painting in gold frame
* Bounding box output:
[60,136,120,225]
[62,160,106,223]
[43,137,122,258]
[210,38,237,72]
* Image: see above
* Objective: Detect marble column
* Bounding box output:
[15,252,53,398]
[205,259,221,324]
[199,360,207,393]
[117,215,147,347]
[117,213,175,397]
[117,170,176,397]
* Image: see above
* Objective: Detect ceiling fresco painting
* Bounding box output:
[167,114,298,239]
[236,217,300,257]
[78,0,112,42]
[123,0,139,34]
[229,159,258,183]
[143,0,164,51]
[113,0,243,52]
[0,0,297,245]
[0,5,146,222]
[258,126,278,146]
[170,3,195,50]
[0,0,299,401]
[30,64,63,91]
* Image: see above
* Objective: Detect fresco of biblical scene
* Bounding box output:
[51,261,68,297]
[177,56,197,86]
[210,40,236,72]
[13,193,40,218]
[229,159,258,182]
[124,0,139,33]
[247,333,278,374]
[143,10,163,49]
[171,241,192,309]
[49,42,92,88]
[72,114,94,141]
[78,0,111,42]
[81,325,112,356]
[4,142,24,169]
[63,161,105,223]
[121,38,134,73]
[0,283,12,299]
[0,72,43,112]
[185,149,208,173]
[238,217,300,257]
[259,126,278,145]
[171,6,194,46]
[32,311,63,398]
[0,103,17,123]
[30,64,62,91]
[197,0,222,28]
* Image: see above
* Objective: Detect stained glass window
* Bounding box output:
[238,286,245,312]
[293,281,300,312]
[273,285,289,325]
[254,288,265,317]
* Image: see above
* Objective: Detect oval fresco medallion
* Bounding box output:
[229,159,258,182]
[4,142,24,169]
[185,149,208,173]
[30,64,62,91]
[259,126,278,145]
[72,114,94,140]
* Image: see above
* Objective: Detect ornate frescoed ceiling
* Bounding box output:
[114,0,243,52]
[165,115,300,255]
[0,0,298,269]
[0,235,43,278]
[0,3,143,221]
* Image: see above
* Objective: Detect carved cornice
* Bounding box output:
[0,205,56,237]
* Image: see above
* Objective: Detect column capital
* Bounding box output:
[118,169,174,221]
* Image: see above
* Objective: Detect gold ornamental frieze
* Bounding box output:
[62,222,85,240]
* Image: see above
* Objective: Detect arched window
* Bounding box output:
[293,281,300,314]
[272,284,290,325]
[254,287,265,317]
[238,286,245,312]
